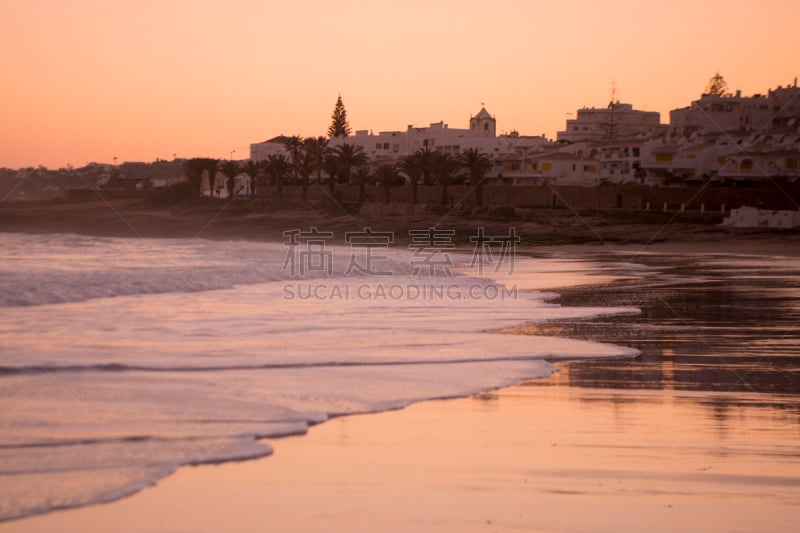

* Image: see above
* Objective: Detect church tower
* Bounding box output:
[469,107,496,137]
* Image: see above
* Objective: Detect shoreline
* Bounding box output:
[0,235,643,525]
[5,313,798,533]
[2,198,799,257]
[2,224,799,530]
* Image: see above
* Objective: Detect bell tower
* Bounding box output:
[469,106,496,137]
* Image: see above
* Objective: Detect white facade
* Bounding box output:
[490,149,600,186]
[327,107,549,160]
[557,102,664,142]
[723,206,800,228]
[670,82,800,135]
[248,82,799,187]
[250,136,289,161]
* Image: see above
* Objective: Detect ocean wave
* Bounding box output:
[0,232,642,522]
[0,233,424,307]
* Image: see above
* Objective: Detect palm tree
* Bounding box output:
[415,147,437,186]
[199,158,220,197]
[460,148,493,207]
[295,149,315,204]
[375,164,400,205]
[323,153,340,193]
[432,152,462,206]
[265,154,292,196]
[304,136,329,184]
[218,160,241,199]
[352,165,372,203]
[182,158,204,196]
[400,154,423,205]
[283,135,304,179]
[240,160,262,197]
[329,143,368,187]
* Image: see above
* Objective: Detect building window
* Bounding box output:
[383,143,390,150]
[376,143,382,149]
[655,154,673,163]
[633,147,640,157]
[541,162,552,171]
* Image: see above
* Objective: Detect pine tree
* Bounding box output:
[706,72,729,96]
[328,95,351,139]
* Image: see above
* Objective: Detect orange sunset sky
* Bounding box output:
[2,0,799,169]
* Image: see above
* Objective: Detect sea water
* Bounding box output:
[0,232,639,521]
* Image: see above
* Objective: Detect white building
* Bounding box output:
[248,81,799,188]
[327,107,549,161]
[723,206,800,228]
[670,81,800,135]
[250,135,289,161]
[557,102,664,142]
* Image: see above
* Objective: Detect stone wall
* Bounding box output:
[255,182,800,212]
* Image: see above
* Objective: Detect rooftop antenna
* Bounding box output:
[607,79,618,140]
[609,79,617,107]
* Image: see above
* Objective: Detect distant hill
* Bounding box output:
[0,160,185,202]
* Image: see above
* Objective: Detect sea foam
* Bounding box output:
[0,232,639,521]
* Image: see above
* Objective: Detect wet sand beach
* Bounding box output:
[3,250,798,532]
[2,198,799,251]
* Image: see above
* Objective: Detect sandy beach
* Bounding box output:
[1,199,799,532]
[5,372,797,533]
[2,197,799,252]
[4,0,800,529]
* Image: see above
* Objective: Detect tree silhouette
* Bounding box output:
[195,158,220,197]
[295,148,315,204]
[283,136,304,168]
[241,160,261,197]
[352,165,372,203]
[182,158,204,195]
[460,148,493,207]
[328,95,351,138]
[375,164,400,205]
[706,72,729,96]
[283,135,305,189]
[432,152,462,206]
[218,160,241,199]
[400,154,423,205]
[323,153,340,194]
[328,143,368,187]
[415,147,437,186]
[265,154,291,196]
[304,136,329,184]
